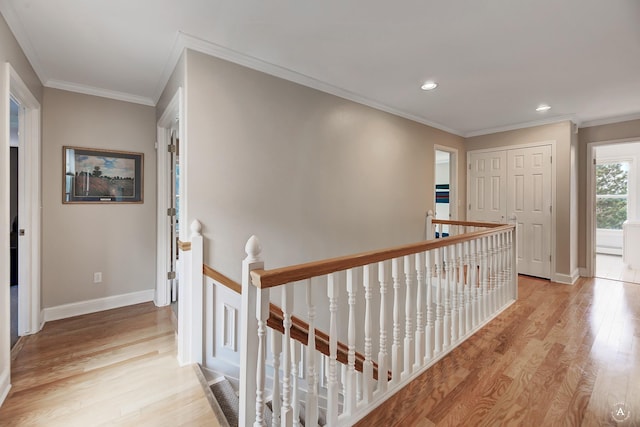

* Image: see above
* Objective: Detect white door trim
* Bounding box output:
[434,145,458,220]
[585,137,639,278]
[467,140,557,281]
[156,88,183,307]
[8,63,42,335]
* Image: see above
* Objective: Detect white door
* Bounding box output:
[468,151,507,223]
[507,146,552,278]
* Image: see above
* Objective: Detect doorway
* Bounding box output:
[434,146,457,236]
[9,98,18,348]
[591,142,640,283]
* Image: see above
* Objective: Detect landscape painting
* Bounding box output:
[63,146,143,203]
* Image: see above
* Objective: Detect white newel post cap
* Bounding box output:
[190,219,202,236]
[245,235,262,262]
[427,210,434,217]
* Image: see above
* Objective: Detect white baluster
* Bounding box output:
[255,286,269,427]
[425,250,434,361]
[391,258,402,384]
[414,252,425,369]
[281,284,293,426]
[378,261,389,392]
[480,236,489,321]
[463,241,472,334]
[362,265,374,403]
[434,247,443,355]
[305,280,318,426]
[327,273,339,425]
[270,329,281,427]
[470,239,478,328]
[239,236,265,427]
[457,242,465,339]
[345,268,357,415]
[426,210,434,240]
[291,342,300,427]
[449,245,458,345]
[403,255,414,378]
[443,247,451,349]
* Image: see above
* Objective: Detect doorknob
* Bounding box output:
[19,229,25,236]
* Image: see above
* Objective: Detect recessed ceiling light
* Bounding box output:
[536,104,551,112]
[421,81,438,91]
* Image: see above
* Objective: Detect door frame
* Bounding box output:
[156,88,184,307]
[434,145,458,221]
[7,63,42,335]
[467,140,557,280]
[585,137,639,278]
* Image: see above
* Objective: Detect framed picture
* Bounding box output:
[63,146,143,203]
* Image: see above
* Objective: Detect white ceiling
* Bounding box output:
[2,0,640,136]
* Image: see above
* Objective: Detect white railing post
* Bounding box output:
[327,273,339,425]
[414,252,425,369]
[281,284,293,426]
[434,247,443,355]
[377,261,389,392]
[463,241,472,333]
[391,258,402,384]
[305,280,319,426]
[426,210,434,240]
[239,236,266,427]
[362,265,374,403]
[270,329,282,427]
[425,250,434,361]
[403,255,414,378]
[449,245,458,345]
[457,242,465,339]
[508,214,518,300]
[291,342,301,427]
[177,219,204,366]
[443,247,451,350]
[345,268,357,415]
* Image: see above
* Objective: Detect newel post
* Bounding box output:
[177,219,203,365]
[426,210,434,240]
[239,236,266,427]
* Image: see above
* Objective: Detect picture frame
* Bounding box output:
[63,146,143,203]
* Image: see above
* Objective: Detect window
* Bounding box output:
[595,161,630,230]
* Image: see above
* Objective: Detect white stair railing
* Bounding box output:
[240,221,516,426]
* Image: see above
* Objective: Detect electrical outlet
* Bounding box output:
[93,272,102,283]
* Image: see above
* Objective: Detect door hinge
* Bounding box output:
[593,158,596,165]
[550,205,552,213]
[549,255,552,262]
[168,271,176,280]
[468,203,471,211]
[550,156,552,164]
[468,163,471,170]
[167,208,176,216]
[168,144,176,153]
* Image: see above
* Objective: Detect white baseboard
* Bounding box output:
[43,289,155,322]
[0,369,10,407]
[553,269,580,285]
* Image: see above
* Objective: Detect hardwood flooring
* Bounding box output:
[357,276,640,427]
[1,277,638,426]
[0,303,219,426]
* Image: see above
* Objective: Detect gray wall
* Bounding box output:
[466,121,576,279]
[183,49,466,282]
[41,88,157,308]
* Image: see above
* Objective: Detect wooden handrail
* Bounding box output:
[431,218,504,228]
[250,224,515,289]
[203,264,388,381]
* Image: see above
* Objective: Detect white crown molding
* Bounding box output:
[42,289,155,322]
[464,115,579,138]
[580,112,640,129]
[0,0,48,84]
[153,31,464,136]
[45,79,155,106]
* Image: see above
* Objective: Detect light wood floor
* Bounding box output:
[0,303,219,426]
[357,276,640,426]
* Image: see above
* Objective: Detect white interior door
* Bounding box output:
[507,146,552,278]
[468,151,507,223]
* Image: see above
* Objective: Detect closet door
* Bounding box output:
[468,151,507,223]
[507,145,552,278]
